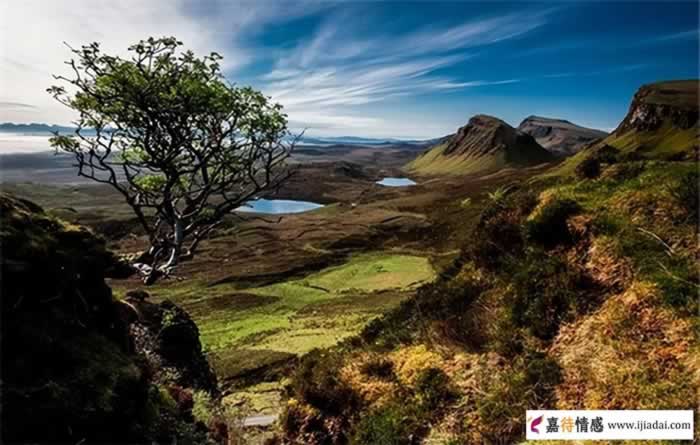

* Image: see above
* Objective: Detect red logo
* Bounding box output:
[530,415,543,434]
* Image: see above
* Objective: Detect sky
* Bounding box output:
[1,0,698,139]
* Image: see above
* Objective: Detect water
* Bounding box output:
[236,199,323,214]
[376,177,417,187]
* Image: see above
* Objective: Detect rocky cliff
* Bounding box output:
[599,80,699,159]
[616,80,698,133]
[0,194,224,444]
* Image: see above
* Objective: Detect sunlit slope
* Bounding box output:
[407,114,554,176]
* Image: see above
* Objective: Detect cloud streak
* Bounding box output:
[260,10,549,135]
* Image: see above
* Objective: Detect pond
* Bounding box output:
[376,177,417,187]
[236,199,324,214]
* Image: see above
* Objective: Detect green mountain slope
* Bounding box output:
[407,114,555,175]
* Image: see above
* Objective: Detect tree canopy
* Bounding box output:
[48,36,295,283]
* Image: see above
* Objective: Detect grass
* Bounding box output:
[551,121,697,178]
[407,143,508,176]
[121,253,435,382]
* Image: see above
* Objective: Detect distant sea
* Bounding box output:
[0,133,54,154]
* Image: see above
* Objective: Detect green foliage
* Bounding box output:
[351,403,421,445]
[469,189,537,268]
[192,390,215,425]
[614,226,699,312]
[475,351,560,443]
[47,36,293,279]
[669,170,699,222]
[487,186,509,202]
[135,174,167,192]
[525,197,581,248]
[593,145,621,164]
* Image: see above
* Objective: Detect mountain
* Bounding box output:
[0,122,77,134]
[602,79,698,157]
[407,114,555,175]
[295,135,436,146]
[517,115,607,157]
[556,80,699,176]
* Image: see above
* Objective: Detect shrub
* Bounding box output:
[359,357,395,380]
[576,156,601,179]
[470,191,537,268]
[290,351,360,416]
[414,367,452,411]
[351,404,421,445]
[474,352,560,443]
[594,145,620,164]
[510,252,584,340]
[669,170,699,222]
[525,198,581,248]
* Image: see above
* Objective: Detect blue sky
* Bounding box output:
[2,1,698,138]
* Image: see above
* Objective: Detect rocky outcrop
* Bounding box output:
[615,80,698,133]
[0,193,223,444]
[518,116,607,157]
[126,292,219,394]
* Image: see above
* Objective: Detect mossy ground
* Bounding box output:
[115,252,435,419]
[281,154,699,444]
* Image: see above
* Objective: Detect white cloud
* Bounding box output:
[0,0,324,124]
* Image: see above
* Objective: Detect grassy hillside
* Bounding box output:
[407,115,554,176]
[407,142,511,175]
[280,151,698,443]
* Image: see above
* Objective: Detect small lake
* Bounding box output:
[376,177,417,187]
[236,199,323,214]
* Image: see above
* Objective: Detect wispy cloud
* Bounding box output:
[647,29,699,42]
[0,0,325,124]
[541,63,650,79]
[261,10,549,135]
[0,101,37,109]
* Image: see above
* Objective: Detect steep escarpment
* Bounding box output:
[1,194,225,444]
[407,114,554,175]
[596,80,697,159]
[554,80,699,177]
[617,79,698,133]
[518,115,607,156]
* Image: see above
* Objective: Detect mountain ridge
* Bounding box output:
[407,114,555,175]
[517,115,608,156]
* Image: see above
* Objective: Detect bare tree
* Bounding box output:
[48,37,296,283]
